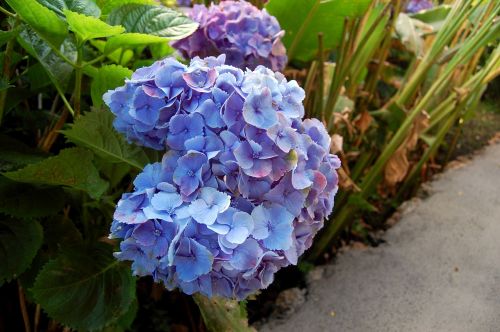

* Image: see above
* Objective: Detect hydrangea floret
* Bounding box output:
[105,55,340,299]
[171,0,287,72]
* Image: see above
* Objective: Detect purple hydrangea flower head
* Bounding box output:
[106,55,340,299]
[171,0,287,71]
[177,0,191,7]
[406,0,433,13]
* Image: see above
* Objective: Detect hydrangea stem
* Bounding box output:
[0,17,20,125]
[193,294,254,332]
[73,43,83,117]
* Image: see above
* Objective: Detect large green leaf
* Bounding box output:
[2,147,108,199]
[32,242,136,331]
[90,64,132,107]
[98,0,156,16]
[0,177,66,219]
[0,134,47,172]
[64,10,125,42]
[61,110,149,170]
[6,0,68,47]
[0,218,43,285]
[17,26,77,92]
[38,0,101,18]
[104,32,168,54]
[107,4,198,39]
[266,0,371,62]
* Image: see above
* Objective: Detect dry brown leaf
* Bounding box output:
[345,151,361,160]
[338,168,361,192]
[333,111,355,136]
[330,134,344,154]
[384,146,410,187]
[354,110,373,134]
[383,111,430,187]
[407,111,430,149]
[488,132,500,145]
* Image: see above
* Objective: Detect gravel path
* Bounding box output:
[261,143,500,332]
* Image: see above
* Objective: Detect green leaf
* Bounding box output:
[410,5,451,31]
[90,64,132,107]
[0,218,43,285]
[396,13,424,56]
[17,26,77,92]
[61,110,149,170]
[32,242,136,331]
[0,134,47,172]
[0,177,66,219]
[0,25,22,47]
[266,0,371,62]
[90,40,134,65]
[25,63,52,91]
[3,147,108,199]
[103,297,138,332]
[194,294,254,332]
[96,160,131,189]
[0,77,13,92]
[98,0,156,16]
[107,4,198,39]
[64,10,125,42]
[6,0,68,47]
[38,0,101,18]
[104,32,168,54]
[150,42,174,59]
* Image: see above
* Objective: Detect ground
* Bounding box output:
[260,143,500,332]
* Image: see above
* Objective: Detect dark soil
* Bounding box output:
[446,102,500,160]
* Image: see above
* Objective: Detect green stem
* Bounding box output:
[193,294,254,332]
[74,41,83,117]
[0,5,15,17]
[83,53,107,67]
[325,18,352,129]
[316,33,325,121]
[0,17,20,125]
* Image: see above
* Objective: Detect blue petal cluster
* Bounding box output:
[171,0,287,72]
[406,0,433,13]
[105,55,340,299]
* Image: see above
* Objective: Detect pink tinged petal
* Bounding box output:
[292,169,314,189]
[243,158,272,178]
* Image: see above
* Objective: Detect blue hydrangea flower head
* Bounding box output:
[171,0,287,71]
[106,55,340,300]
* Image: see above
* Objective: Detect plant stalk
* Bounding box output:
[74,42,84,117]
[0,17,20,125]
[18,281,31,332]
